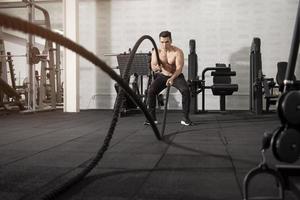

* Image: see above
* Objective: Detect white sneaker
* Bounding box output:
[180,118,193,126]
[144,120,158,125]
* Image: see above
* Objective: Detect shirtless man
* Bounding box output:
[145,31,193,126]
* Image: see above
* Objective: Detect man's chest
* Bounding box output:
[159,52,176,64]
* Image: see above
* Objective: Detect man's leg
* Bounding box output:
[173,74,193,125]
[146,73,167,124]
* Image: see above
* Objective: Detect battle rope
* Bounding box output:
[0,13,164,199]
[118,35,162,132]
[161,84,171,136]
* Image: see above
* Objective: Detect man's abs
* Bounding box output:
[161,68,174,76]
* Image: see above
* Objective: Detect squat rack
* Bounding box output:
[0,0,63,112]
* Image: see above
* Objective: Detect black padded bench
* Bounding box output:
[211,64,238,111]
[201,63,238,111]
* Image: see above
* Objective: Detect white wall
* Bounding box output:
[1,0,299,110]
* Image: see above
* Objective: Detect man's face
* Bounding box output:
[160,37,172,50]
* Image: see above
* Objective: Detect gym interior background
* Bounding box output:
[1,0,299,110]
[1,0,300,200]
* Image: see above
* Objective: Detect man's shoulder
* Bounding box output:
[172,46,183,55]
[171,45,182,51]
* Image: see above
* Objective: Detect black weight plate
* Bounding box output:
[277,92,287,124]
[30,46,41,64]
[276,128,300,163]
[281,91,300,126]
[271,126,284,161]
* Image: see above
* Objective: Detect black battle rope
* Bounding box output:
[161,84,171,136]
[0,13,163,199]
[119,35,162,131]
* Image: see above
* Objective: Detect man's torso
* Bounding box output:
[159,47,178,76]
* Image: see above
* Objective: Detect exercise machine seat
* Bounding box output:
[211,84,238,95]
[211,64,238,95]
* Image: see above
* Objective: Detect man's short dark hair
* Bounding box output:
[159,31,172,40]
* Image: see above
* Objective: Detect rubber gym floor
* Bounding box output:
[0,110,299,200]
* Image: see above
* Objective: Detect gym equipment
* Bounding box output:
[243,126,300,199]
[249,39,299,113]
[276,62,297,93]
[201,64,238,112]
[187,40,238,113]
[0,41,25,110]
[243,134,285,200]
[1,47,54,111]
[210,64,239,111]
[188,39,203,114]
[115,51,170,117]
[272,126,300,163]
[7,52,17,90]
[244,0,300,198]
[278,91,300,126]
[116,52,151,116]
[6,52,27,107]
[254,60,299,113]
[0,47,47,64]
[262,77,278,112]
[263,61,299,112]
[0,0,63,112]
[0,54,27,58]
[243,166,285,200]
[271,0,300,164]
[249,37,277,114]
[0,39,7,108]
[0,77,25,110]
[249,39,298,113]
[250,37,263,114]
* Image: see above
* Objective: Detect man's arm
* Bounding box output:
[151,49,162,72]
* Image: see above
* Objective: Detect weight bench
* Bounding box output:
[201,63,238,112]
[211,64,238,111]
